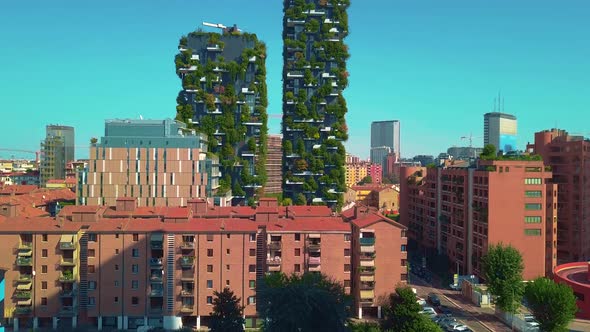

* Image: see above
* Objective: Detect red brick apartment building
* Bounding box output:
[527,129,590,263]
[400,159,557,280]
[0,198,407,331]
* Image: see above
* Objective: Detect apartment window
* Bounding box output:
[226,234,231,239]
[88,233,97,242]
[207,249,213,257]
[525,216,542,224]
[207,265,213,273]
[249,249,256,257]
[525,178,542,185]
[42,281,47,289]
[115,234,119,239]
[249,280,256,289]
[295,248,301,256]
[525,203,542,210]
[295,233,301,241]
[42,249,48,257]
[207,234,214,242]
[226,264,230,271]
[41,297,48,305]
[42,234,48,242]
[344,280,351,288]
[89,265,95,273]
[88,297,96,306]
[344,234,351,242]
[226,280,230,286]
[132,264,139,273]
[132,249,139,257]
[344,264,351,272]
[114,297,119,303]
[207,280,213,288]
[207,296,213,304]
[133,233,139,241]
[88,249,95,258]
[226,249,230,255]
[525,229,542,236]
[42,265,47,273]
[249,233,256,242]
[115,280,119,287]
[115,264,119,270]
[89,281,97,290]
[132,296,139,305]
[248,296,256,305]
[249,264,256,273]
[525,190,543,198]
[401,245,407,252]
[294,264,301,272]
[344,248,351,257]
[132,280,139,289]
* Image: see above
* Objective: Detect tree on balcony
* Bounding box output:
[258,272,350,332]
[209,287,245,332]
[382,287,441,332]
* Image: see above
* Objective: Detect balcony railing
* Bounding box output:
[268,241,282,250]
[360,260,375,267]
[181,289,194,297]
[150,241,163,250]
[181,305,194,313]
[150,258,163,266]
[18,242,32,250]
[180,242,195,249]
[267,257,282,266]
[60,289,75,297]
[17,274,32,282]
[59,273,75,283]
[308,257,321,265]
[150,289,164,297]
[17,257,32,266]
[15,291,31,299]
[14,307,32,315]
[150,274,163,282]
[307,243,321,251]
[60,257,76,266]
[309,265,321,272]
[359,238,375,246]
[360,254,375,260]
[360,245,375,253]
[60,242,75,250]
[268,265,281,272]
[180,256,195,267]
[359,267,375,276]
[360,282,375,290]
[60,306,77,316]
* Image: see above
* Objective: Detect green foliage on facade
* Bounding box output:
[282,0,350,209]
[175,29,269,202]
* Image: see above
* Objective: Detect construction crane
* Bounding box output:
[202,22,241,34]
[460,133,482,148]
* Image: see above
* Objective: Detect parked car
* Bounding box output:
[417,297,427,306]
[420,306,438,319]
[446,323,469,331]
[524,314,540,329]
[439,305,453,315]
[428,292,441,306]
[437,317,458,329]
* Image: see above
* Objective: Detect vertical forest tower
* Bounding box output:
[282,0,350,208]
[175,25,269,205]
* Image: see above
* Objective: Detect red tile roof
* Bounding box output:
[0,185,38,195]
[286,205,333,217]
[256,206,279,214]
[164,207,190,219]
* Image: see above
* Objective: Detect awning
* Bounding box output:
[60,234,74,243]
[17,283,32,290]
[18,299,32,306]
[150,233,164,242]
[308,234,321,239]
[18,250,32,257]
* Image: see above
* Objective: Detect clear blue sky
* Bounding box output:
[1,0,589,160]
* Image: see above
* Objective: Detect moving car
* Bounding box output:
[428,292,441,306]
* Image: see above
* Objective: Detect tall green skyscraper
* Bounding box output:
[175,24,268,205]
[282,0,350,209]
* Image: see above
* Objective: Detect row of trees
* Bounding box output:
[482,244,577,332]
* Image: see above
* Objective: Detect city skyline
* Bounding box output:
[1,0,590,160]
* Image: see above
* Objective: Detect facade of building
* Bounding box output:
[0,198,407,330]
[528,129,590,263]
[412,155,435,167]
[0,172,40,186]
[366,163,382,184]
[370,146,391,172]
[483,112,517,154]
[40,125,75,186]
[400,159,557,280]
[345,163,368,188]
[175,26,268,205]
[371,120,401,158]
[282,0,350,207]
[346,153,360,165]
[80,119,219,207]
[264,134,283,195]
[350,185,399,213]
[554,262,590,319]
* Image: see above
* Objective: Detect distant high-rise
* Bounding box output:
[371,120,400,155]
[265,134,283,195]
[40,125,74,186]
[483,112,517,153]
[282,0,350,208]
[175,24,268,205]
[370,146,391,172]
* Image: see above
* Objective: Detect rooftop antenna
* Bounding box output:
[202,22,241,34]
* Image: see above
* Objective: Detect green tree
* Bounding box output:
[282,197,293,206]
[209,287,245,332]
[524,277,577,332]
[480,144,497,160]
[350,322,381,332]
[358,175,373,185]
[481,243,524,313]
[257,272,350,332]
[294,193,307,206]
[382,287,441,332]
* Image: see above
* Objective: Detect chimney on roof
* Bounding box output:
[353,205,358,220]
[0,202,18,218]
[116,197,137,212]
[188,199,208,216]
